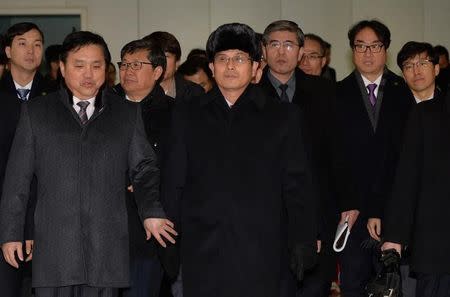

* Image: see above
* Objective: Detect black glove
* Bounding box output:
[366,249,402,297]
[381,249,401,271]
[289,243,317,282]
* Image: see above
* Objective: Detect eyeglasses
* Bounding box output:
[402,59,433,72]
[267,40,299,52]
[353,43,384,53]
[214,54,252,65]
[301,53,324,62]
[117,61,153,71]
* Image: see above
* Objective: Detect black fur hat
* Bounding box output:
[206,23,261,62]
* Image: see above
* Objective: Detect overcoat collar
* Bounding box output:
[199,84,266,111]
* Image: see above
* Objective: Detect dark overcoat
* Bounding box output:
[162,84,316,297]
[384,92,450,274]
[259,67,339,280]
[0,87,162,287]
[335,70,414,218]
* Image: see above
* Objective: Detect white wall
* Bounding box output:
[1,0,449,80]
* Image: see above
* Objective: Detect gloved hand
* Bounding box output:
[289,243,317,282]
[381,249,401,271]
[365,248,402,297]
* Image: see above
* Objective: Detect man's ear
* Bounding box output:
[434,64,440,77]
[321,57,326,68]
[153,66,164,81]
[59,61,66,78]
[297,46,304,62]
[5,46,11,59]
[209,62,215,77]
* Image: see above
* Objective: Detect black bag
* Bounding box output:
[366,249,402,297]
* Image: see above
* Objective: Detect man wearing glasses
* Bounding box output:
[259,20,338,297]
[113,39,175,297]
[298,34,327,77]
[381,41,450,297]
[396,41,441,103]
[334,20,414,297]
[162,22,316,297]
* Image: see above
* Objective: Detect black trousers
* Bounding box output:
[0,256,22,297]
[416,273,450,297]
[35,285,119,297]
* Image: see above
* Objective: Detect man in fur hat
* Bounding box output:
[162,22,317,297]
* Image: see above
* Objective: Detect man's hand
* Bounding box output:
[143,218,178,248]
[367,218,382,241]
[1,242,23,268]
[25,240,34,262]
[340,209,359,230]
[381,241,402,256]
[316,240,321,253]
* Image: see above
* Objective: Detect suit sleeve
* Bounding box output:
[383,106,422,245]
[0,104,35,244]
[128,105,165,220]
[283,105,316,247]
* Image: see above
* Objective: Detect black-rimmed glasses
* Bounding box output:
[353,43,384,53]
[117,61,153,71]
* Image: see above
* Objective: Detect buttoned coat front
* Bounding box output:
[0,87,162,288]
[162,85,316,297]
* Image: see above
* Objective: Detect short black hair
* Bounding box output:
[348,20,391,49]
[206,23,261,62]
[177,55,212,80]
[187,48,207,60]
[120,39,166,84]
[434,45,449,61]
[304,33,326,55]
[45,44,62,67]
[262,20,304,47]
[60,31,111,66]
[397,41,439,69]
[4,22,44,46]
[143,31,182,61]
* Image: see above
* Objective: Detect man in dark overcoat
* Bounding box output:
[0,22,52,297]
[113,38,175,297]
[162,23,316,297]
[0,31,176,297]
[334,20,414,297]
[382,92,450,297]
[381,41,449,297]
[258,20,338,297]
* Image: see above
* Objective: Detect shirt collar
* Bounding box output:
[267,69,296,89]
[13,80,33,90]
[414,92,434,103]
[360,73,382,87]
[73,96,96,106]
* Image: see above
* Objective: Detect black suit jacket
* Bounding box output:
[335,70,414,219]
[0,71,52,239]
[384,92,450,274]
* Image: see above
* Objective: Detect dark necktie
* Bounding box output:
[367,83,377,106]
[17,88,31,101]
[77,101,90,125]
[279,84,289,102]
